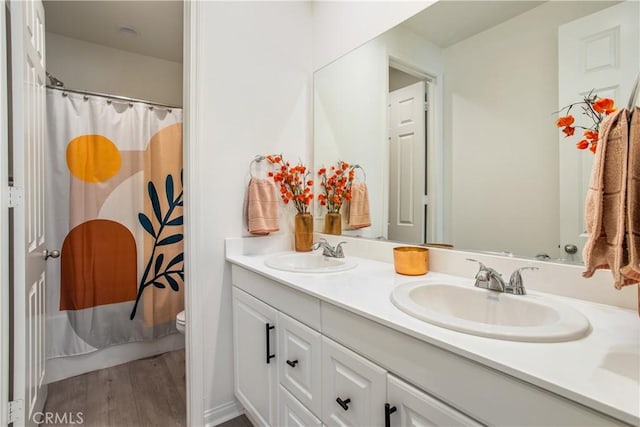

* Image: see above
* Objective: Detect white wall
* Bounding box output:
[187,2,313,424]
[443,1,614,258]
[312,0,433,70]
[45,32,183,106]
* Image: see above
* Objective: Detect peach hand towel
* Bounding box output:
[348,182,371,229]
[582,108,630,287]
[621,106,640,285]
[246,178,279,235]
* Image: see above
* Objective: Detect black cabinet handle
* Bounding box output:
[385,403,397,427]
[286,359,298,368]
[336,397,351,411]
[265,323,275,364]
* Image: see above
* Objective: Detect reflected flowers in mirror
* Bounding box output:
[555,90,617,154]
[317,161,355,214]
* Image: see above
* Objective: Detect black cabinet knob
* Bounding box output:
[336,397,351,411]
[286,359,299,368]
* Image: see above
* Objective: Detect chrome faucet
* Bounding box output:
[467,259,538,295]
[312,239,347,258]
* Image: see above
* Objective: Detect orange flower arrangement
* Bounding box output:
[317,161,355,213]
[266,154,313,214]
[555,90,617,154]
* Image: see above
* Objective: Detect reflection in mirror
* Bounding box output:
[314,0,639,263]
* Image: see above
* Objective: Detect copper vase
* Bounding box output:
[294,212,313,252]
[323,212,342,235]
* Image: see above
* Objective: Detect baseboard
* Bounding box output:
[45,333,185,383]
[204,400,243,427]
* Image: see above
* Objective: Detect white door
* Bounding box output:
[10,0,48,425]
[232,287,279,427]
[388,81,426,244]
[1,2,10,426]
[558,1,640,262]
[10,0,46,425]
[386,375,480,427]
[321,337,386,427]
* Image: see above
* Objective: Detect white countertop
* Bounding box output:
[225,237,640,425]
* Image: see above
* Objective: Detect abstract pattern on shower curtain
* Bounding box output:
[45,89,184,358]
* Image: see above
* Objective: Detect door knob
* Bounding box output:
[44,249,60,260]
[564,244,578,254]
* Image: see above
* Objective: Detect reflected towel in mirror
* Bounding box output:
[348,182,371,229]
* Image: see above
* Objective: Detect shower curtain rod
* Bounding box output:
[46,85,181,110]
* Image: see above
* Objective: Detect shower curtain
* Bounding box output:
[45,88,184,358]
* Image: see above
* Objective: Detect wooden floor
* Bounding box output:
[218,415,252,427]
[44,349,186,427]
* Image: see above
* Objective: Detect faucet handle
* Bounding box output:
[334,242,347,258]
[466,258,487,270]
[466,258,491,281]
[508,267,538,295]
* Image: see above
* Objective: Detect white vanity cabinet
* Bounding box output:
[230,264,630,427]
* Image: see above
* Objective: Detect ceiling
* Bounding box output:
[402,1,545,48]
[43,1,183,63]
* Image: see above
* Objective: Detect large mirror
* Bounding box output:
[314,0,639,263]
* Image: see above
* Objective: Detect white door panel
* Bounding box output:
[11,0,47,425]
[1,2,10,426]
[559,1,640,262]
[389,81,426,244]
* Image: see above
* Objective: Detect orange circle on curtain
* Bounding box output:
[66,134,121,182]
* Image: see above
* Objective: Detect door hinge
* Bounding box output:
[8,186,23,208]
[8,399,23,424]
[424,102,429,112]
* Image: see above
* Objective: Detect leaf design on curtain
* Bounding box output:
[130,171,184,320]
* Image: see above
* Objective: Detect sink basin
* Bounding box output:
[265,252,357,273]
[391,282,590,342]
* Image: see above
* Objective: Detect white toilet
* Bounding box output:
[176,310,186,334]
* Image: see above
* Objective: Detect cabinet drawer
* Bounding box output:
[279,312,322,418]
[322,337,386,427]
[279,385,322,427]
[387,374,481,427]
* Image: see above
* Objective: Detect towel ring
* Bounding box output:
[250,155,271,178]
[352,164,367,182]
